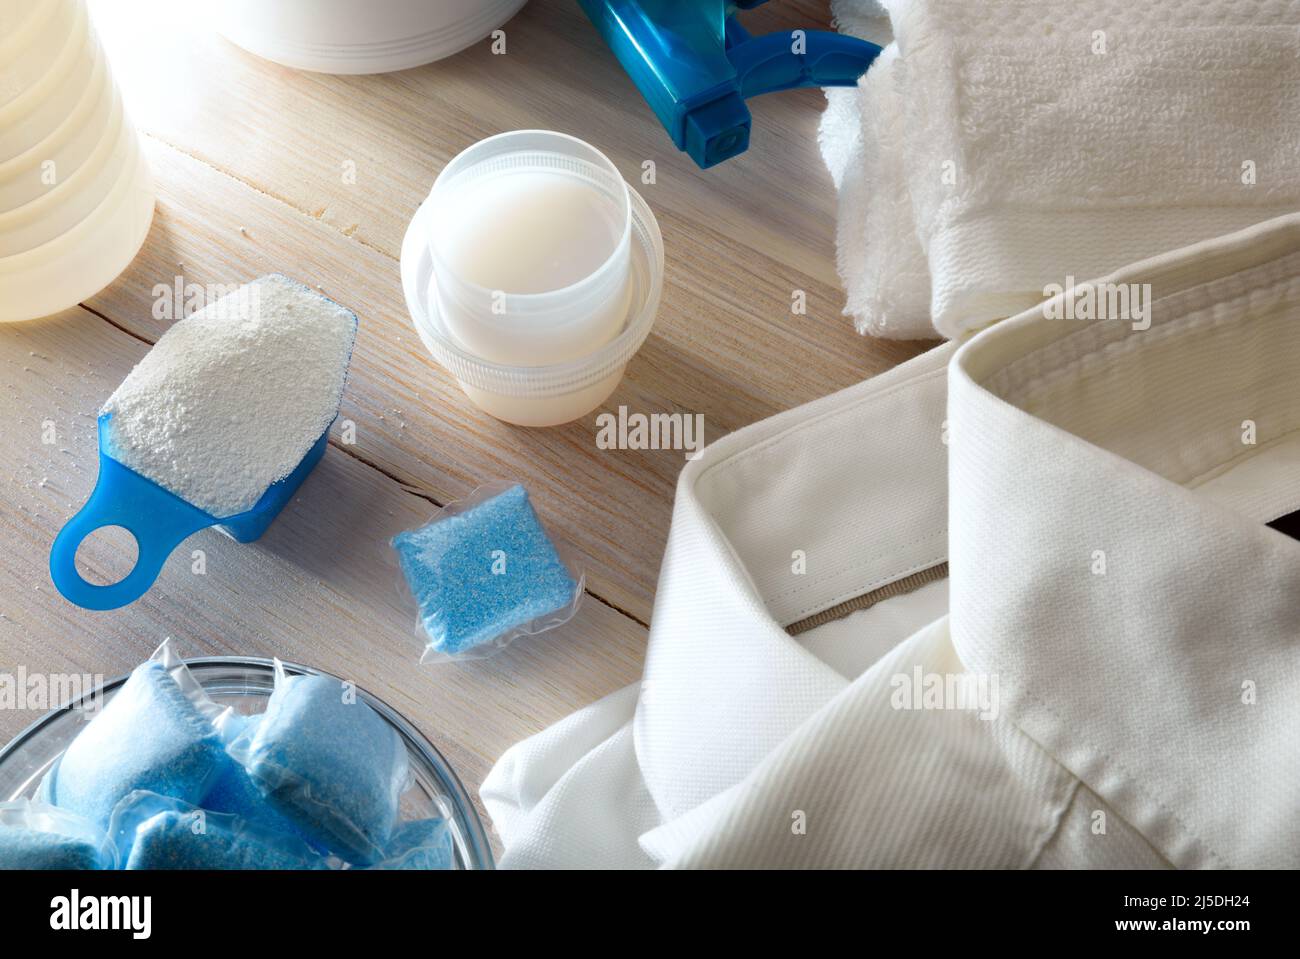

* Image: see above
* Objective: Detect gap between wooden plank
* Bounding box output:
[75,301,652,632]
[1,307,651,818]
[135,128,875,382]
[85,108,929,624]
[91,0,847,288]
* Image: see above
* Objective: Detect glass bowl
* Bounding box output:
[0,656,494,870]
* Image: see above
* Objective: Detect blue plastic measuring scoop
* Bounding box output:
[50,412,331,611]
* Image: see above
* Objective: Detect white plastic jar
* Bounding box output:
[426,131,633,367]
[402,131,664,428]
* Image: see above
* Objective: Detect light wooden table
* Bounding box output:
[0,0,925,848]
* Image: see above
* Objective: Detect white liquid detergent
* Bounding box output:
[440,173,623,293]
[403,131,663,429]
[431,168,633,368]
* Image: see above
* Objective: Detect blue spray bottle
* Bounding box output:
[578,0,882,168]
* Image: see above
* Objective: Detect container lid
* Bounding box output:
[401,181,664,399]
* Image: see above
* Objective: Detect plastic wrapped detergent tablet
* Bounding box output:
[0,656,494,869]
[392,481,584,661]
[0,800,115,870]
[38,640,226,830]
[199,709,308,842]
[227,664,410,865]
[109,791,328,870]
[368,817,454,870]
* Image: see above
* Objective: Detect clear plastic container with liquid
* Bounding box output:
[402,130,663,427]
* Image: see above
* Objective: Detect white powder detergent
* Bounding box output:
[101,274,357,518]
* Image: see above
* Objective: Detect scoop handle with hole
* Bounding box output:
[49,451,217,611]
[51,416,334,610]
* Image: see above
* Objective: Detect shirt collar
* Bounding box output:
[635,212,1300,866]
[635,342,955,822]
[949,212,1300,867]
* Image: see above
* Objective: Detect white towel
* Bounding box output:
[823,0,1300,340]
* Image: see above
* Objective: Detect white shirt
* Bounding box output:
[482,213,1300,869]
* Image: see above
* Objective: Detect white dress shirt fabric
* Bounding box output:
[482,213,1300,869]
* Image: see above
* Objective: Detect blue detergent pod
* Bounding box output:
[109,791,330,871]
[0,801,115,870]
[368,818,455,870]
[39,651,228,830]
[226,666,410,866]
[49,413,330,611]
[392,482,583,659]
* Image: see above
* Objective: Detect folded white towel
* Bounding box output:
[823,0,1300,340]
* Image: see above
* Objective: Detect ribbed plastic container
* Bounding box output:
[426,131,634,368]
[402,131,664,427]
[212,0,528,75]
[0,0,155,323]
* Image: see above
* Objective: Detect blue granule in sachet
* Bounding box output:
[369,818,454,870]
[121,811,326,870]
[40,660,226,829]
[228,674,408,866]
[200,712,307,842]
[0,824,107,869]
[201,714,267,817]
[392,484,579,654]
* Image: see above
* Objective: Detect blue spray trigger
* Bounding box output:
[726,19,883,99]
[50,413,330,611]
[579,0,882,168]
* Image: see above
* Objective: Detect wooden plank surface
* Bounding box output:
[95,0,869,286]
[1,0,928,846]
[0,310,649,842]
[84,0,927,623]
